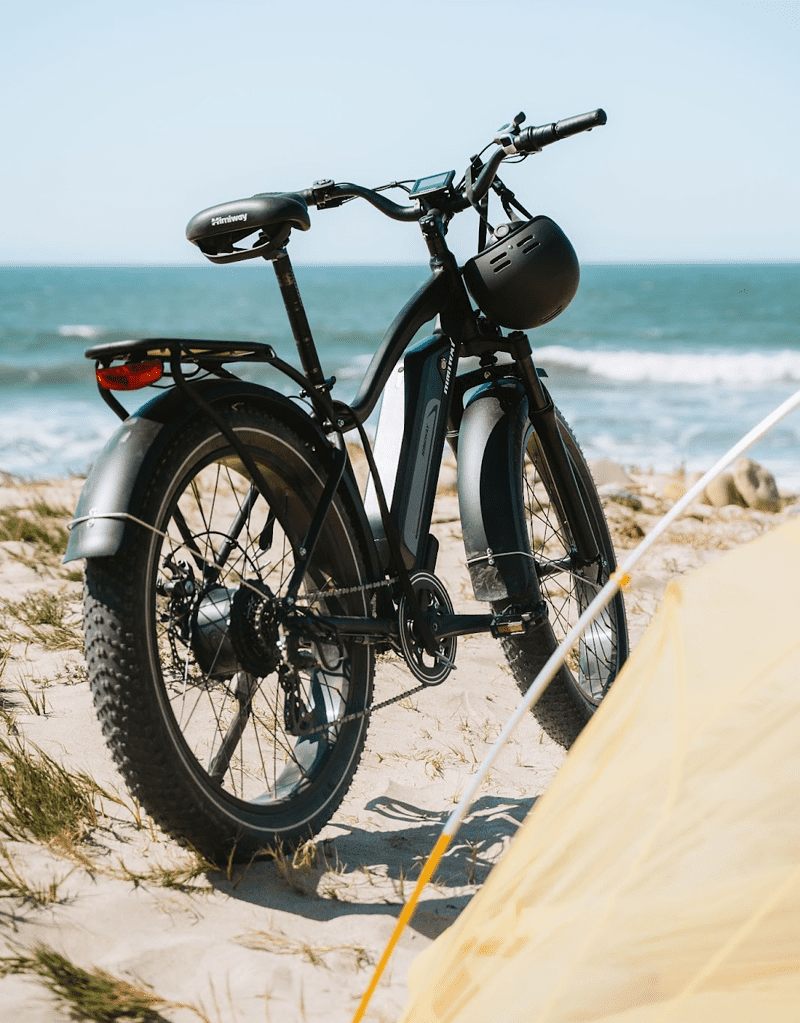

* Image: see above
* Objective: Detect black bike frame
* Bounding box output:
[260,206,601,643]
[81,199,601,648]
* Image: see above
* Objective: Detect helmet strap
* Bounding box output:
[466,156,535,252]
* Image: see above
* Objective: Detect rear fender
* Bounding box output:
[65,381,375,576]
[457,378,541,603]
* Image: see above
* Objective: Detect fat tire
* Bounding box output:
[494,408,628,747]
[83,404,374,862]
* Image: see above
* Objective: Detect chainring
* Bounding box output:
[398,572,457,685]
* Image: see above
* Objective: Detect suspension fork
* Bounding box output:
[509,332,600,567]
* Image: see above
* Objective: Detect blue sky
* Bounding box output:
[2,0,798,265]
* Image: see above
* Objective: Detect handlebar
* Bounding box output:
[302,106,607,220]
[298,181,422,221]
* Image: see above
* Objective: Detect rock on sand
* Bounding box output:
[732,457,781,513]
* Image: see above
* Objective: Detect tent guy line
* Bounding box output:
[350,382,800,1023]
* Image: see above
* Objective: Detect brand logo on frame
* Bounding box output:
[211,213,248,226]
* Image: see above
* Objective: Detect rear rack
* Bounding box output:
[84,334,345,441]
[85,337,278,365]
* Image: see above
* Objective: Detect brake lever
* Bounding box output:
[494,111,527,155]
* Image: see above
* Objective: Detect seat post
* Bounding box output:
[271,249,326,390]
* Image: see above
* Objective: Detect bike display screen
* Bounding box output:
[409,170,455,196]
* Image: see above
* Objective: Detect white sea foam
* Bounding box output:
[0,401,110,479]
[534,345,800,385]
[58,324,105,339]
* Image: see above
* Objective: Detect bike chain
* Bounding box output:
[292,573,436,738]
[301,575,398,602]
[301,679,431,739]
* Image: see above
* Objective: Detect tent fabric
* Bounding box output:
[400,516,800,1023]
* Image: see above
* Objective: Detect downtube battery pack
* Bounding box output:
[365,333,454,569]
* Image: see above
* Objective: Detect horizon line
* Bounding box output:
[1,258,799,269]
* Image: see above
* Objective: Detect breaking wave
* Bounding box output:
[58,324,105,339]
[534,345,800,385]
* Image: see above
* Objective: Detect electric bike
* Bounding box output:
[67,107,628,860]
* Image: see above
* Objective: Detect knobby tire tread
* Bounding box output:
[85,559,205,843]
[83,405,374,862]
[495,410,627,748]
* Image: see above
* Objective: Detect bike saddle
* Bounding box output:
[186,192,311,264]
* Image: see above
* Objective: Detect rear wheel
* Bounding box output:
[83,405,373,861]
[495,408,628,747]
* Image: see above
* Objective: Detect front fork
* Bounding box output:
[510,332,600,568]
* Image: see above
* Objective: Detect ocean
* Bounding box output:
[1,262,799,487]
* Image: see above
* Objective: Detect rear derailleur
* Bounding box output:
[278,661,317,737]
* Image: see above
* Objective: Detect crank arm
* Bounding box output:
[426,604,548,641]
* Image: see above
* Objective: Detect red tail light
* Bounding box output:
[96,360,163,391]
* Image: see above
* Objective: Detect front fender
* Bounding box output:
[65,381,369,567]
[457,378,540,603]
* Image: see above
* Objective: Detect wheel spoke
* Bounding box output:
[517,416,627,712]
[154,447,366,804]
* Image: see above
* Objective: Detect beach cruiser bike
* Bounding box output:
[66,107,628,861]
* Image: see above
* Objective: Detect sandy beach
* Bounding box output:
[0,455,797,1023]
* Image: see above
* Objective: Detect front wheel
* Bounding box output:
[83,404,374,861]
[494,408,628,747]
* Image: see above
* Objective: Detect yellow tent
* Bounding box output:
[400,516,800,1022]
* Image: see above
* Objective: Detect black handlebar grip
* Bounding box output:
[555,107,607,137]
[517,108,607,153]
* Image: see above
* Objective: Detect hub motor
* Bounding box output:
[192,580,281,679]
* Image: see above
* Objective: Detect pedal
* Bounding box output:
[490,600,548,639]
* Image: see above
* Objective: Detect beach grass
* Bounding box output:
[0,587,82,650]
[0,941,233,1023]
[236,929,374,970]
[0,502,70,556]
[0,846,69,907]
[0,734,105,848]
[0,943,171,1023]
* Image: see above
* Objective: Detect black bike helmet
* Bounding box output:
[462,216,580,330]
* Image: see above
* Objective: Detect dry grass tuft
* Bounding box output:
[114,851,218,894]
[16,674,49,716]
[0,942,170,1022]
[236,929,374,970]
[0,941,226,1022]
[0,845,71,908]
[0,734,106,849]
[264,839,321,896]
[0,588,82,650]
[0,502,70,561]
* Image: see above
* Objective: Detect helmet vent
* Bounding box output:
[489,253,512,273]
[520,237,541,254]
